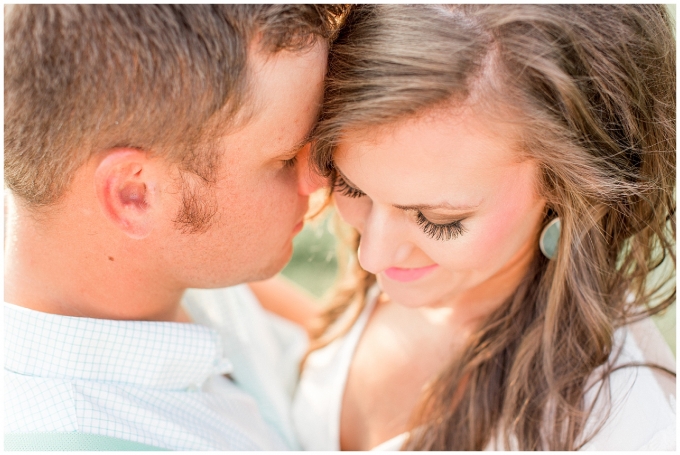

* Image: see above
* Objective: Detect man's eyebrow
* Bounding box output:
[280,133,313,158]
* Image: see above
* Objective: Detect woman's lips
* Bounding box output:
[384,264,439,282]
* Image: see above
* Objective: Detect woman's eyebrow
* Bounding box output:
[336,165,479,211]
[393,202,480,211]
[336,167,363,190]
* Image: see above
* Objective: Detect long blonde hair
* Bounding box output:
[309,5,675,450]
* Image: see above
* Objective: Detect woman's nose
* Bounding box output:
[357,205,413,274]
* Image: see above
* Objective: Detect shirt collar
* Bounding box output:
[4,302,233,390]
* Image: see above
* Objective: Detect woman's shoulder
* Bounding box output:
[580,317,676,450]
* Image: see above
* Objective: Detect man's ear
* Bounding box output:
[94,149,160,239]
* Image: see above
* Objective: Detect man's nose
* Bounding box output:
[297,144,327,196]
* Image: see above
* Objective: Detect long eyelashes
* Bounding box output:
[415,212,466,241]
[334,173,465,241]
[333,174,365,198]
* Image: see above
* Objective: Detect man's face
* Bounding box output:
[156,41,327,288]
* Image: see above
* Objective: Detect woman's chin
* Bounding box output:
[377,274,444,308]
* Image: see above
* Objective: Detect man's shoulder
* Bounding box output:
[5,369,286,450]
[4,300,288,450]
[5,370,78,433]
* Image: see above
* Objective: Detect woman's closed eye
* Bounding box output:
[415,212,466,241]
[333,174,366,198]
[334,172,466,240]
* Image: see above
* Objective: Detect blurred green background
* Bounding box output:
[282,209,676,355]
[282,211,339,299]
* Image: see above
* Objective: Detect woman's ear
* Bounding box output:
[94,149,159,239]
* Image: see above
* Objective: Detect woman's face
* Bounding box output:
[333,106,547,311]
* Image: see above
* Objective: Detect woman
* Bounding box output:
[258,4,676,450]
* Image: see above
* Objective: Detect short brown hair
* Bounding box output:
[5,5,345,230]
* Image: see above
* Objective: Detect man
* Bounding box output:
[4,5,340,450]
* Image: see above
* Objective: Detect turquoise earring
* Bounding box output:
[539,218,561,260]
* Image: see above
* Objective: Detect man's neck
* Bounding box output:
[4,199,188,323]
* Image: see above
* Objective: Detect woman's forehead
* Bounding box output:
[334,108,537,208]
[335,107,524,179]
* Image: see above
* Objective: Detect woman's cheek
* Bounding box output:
[472,216,517,265]
[426,213,520,273]
[456,196,543,272]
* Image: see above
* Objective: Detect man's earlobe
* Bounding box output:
[95,149,157,239]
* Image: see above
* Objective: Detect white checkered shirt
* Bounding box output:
[4,294,289,450]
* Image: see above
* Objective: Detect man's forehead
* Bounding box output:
[242,42,326,152]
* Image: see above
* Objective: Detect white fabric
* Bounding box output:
[4,284,301,451]
[292,287,676,451]
[292,286,381,451]
[183,285,308,449]
[577,317,676,451]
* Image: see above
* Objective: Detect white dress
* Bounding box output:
[292,287,676,450]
